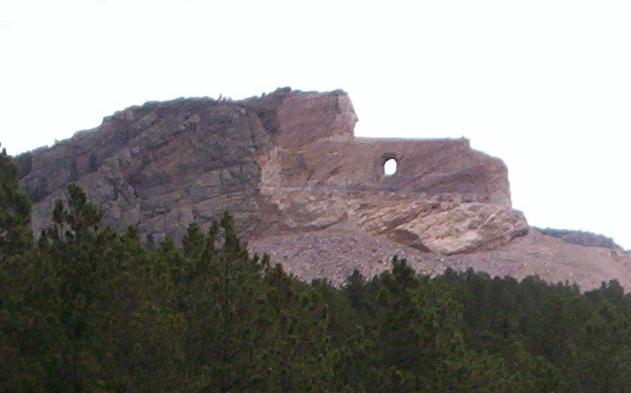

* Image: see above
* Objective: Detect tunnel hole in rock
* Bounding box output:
[384,158,398,176]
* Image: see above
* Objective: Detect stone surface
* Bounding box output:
[19,98,271,243]
[15,87,631,290]
[537,228,623,250]
[251,229,631,290]
[18,88,519,254]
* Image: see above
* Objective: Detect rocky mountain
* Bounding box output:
[16,88,631,290]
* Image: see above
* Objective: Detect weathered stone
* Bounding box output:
[16,87,631,291]
[396,203,529,255]
[20,88,513,249]
[250,228,631,290]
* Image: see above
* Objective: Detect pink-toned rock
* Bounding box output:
[15,87,630,290]
[250,229,631,291]
[19,88,515,254]
[396,203,529,255]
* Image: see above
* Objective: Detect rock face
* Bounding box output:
[17,88,631,290]
[538,228,623,250]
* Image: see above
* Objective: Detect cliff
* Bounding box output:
[17,88,631,290]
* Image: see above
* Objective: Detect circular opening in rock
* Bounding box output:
[383,158,397,176]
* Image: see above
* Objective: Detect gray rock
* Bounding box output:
[17,87,631,291]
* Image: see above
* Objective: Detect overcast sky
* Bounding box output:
[1,0,630,248]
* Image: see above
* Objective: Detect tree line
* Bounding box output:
[2,146,631,392]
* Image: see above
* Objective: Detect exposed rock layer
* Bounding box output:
[17,88,631,290]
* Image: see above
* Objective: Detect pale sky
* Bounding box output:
[1,0,630,249]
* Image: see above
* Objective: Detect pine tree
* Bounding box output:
[4,156,631,391]
[183,213,272,393]
[0,144,32,259]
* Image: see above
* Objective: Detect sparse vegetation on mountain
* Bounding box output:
[2,152,631,392]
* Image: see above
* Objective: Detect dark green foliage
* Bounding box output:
[14,152,32,178]
[0,144,32,258]
[2,153,631,391]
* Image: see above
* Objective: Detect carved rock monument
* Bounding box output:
[17,88,631,290]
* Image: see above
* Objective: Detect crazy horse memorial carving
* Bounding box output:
[17,88,631,289]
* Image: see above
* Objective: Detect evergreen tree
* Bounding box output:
[182,213,273,392]
[0,144,31,259]
[2,157,631,392]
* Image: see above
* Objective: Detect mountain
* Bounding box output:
[16,88,631,290]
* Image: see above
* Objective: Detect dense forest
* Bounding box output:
[2,145,631,392]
